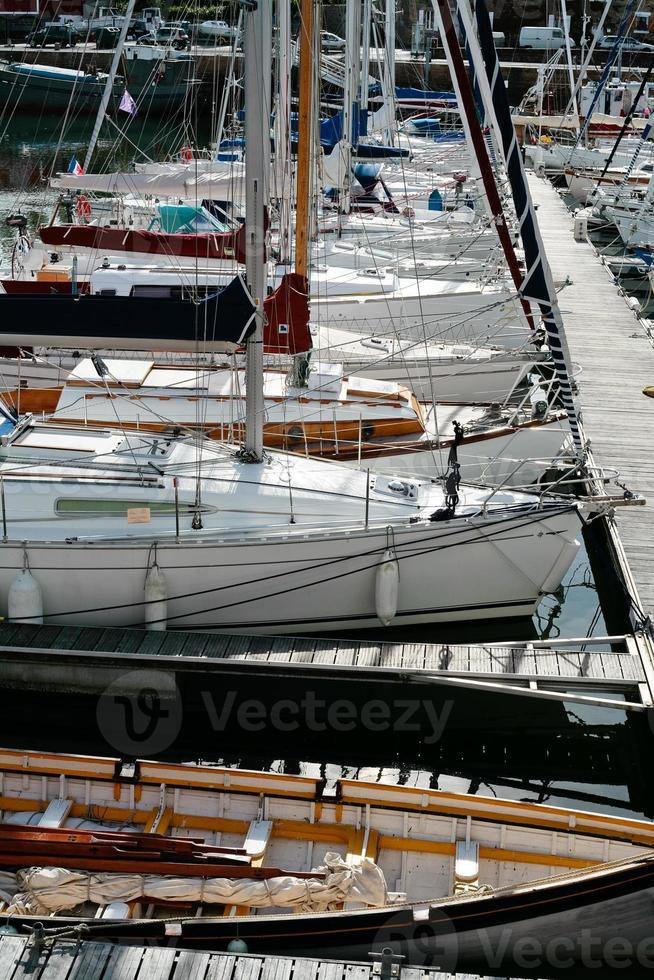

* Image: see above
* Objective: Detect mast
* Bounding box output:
[432,0,535,334]
[244,0,272,461]
[383,0,395,145]
[275,0,292,264]
[560,0,579,126]
[561,0,611,123]
[341,0,362,216]
[83,0,137,173]
[361,0,372,112]
[469,0,584,456]
[294,0,313,280]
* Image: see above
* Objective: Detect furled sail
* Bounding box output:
[6,853,388,915]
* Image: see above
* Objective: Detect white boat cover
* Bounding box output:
[5,852,389,915]
[50,168,246,199]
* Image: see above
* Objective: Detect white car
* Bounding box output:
[198,19,235,39]
[598,35,654,52]
[321,31,345,52]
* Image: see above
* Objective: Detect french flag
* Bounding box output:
[67,157,84,176]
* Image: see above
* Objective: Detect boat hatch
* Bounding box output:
[371,474,420,501]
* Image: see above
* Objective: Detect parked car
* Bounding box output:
[198,19,235,40]
[137,26,189,49]
[519,26,572,50]
[597,35,654,52]
[26,24,82,47]
[320,31,346,51]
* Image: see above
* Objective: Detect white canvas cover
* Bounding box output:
[6,853,388,915]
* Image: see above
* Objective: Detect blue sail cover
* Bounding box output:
[319,107,368,146]
[395,86,456,102]
[0,275,257,352]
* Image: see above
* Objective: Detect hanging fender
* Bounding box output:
[8,567,43,625]
[375,547,399,627]
[144,560,168,631]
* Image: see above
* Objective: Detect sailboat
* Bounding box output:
[0,0,583,634]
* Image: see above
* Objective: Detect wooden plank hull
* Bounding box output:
[3,854,654,977]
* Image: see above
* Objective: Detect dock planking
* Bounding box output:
[0,936,495,980]
[0,621,645,687]
[528,172,654,628]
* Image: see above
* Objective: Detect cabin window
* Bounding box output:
[55,498,212,517]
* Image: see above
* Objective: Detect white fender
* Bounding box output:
[144,563,167,631]
[375,548,399,626]
[8,569,43,624]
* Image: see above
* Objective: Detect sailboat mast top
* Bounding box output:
[244,0,272,461]
[294,0,314,280]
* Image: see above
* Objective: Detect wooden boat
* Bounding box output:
[4,357,570,485]
[0,747,653,977]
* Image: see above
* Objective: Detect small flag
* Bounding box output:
[67,157,84,175]
[119,90,137,115]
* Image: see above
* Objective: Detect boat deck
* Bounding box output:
[528,172,654,635]
[0,935,492,980]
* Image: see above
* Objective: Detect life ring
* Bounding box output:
[180,146,193,162]
[76,195,91,220]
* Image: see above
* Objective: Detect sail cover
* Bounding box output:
[0,275,257,352]
[6,853,388,915]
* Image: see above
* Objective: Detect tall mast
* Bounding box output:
[294,0,314,281]
[361,0,372,112]
[275,0,292,265]
[83,0,137,173]
[341,0,362,216]
[244,0,272,461]
[560,0,579,126]
[469,0,583,456]
[383,0,395,145]
[432,0,535,334]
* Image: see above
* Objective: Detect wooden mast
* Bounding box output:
[294,0,314,282]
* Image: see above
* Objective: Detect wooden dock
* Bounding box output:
[0,935,493,980]
[0,622,648,706]
[528,172,654,636]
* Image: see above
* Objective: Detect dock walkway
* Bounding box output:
[528,172,654,630]
[0,935,487,980]
[0,622,648,709]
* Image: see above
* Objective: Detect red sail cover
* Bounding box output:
[39,222,248,265]
[264,273,311,355]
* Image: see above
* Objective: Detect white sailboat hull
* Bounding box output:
[312,289,529,349]
[320,351,534,402]
[0,506,580,632]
